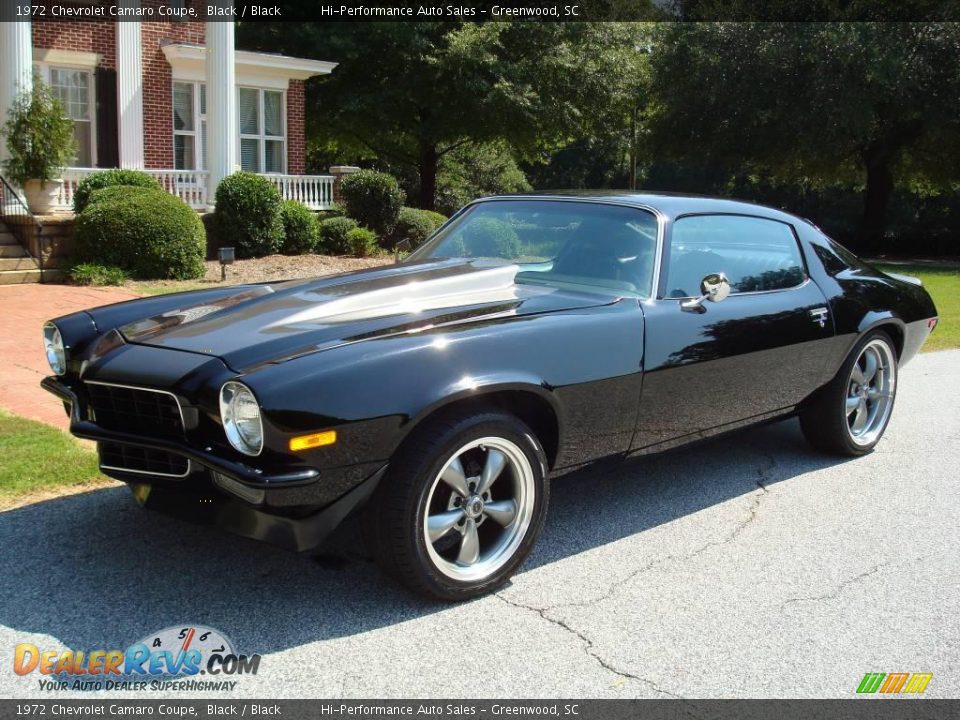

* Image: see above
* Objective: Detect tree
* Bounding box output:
[646,22,960,251]
[238,21,649,209]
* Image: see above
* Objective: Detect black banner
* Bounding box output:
[3,700,960,720]
[7,0,960,23]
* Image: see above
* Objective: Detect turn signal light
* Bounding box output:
[289,430,337,452]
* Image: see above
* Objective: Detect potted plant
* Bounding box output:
[1,78,76,214]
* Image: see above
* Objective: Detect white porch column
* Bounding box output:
[0,17,34,166]
[206,10,236,209]
[116,15,145,169]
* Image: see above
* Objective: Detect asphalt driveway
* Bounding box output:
[1,350,957,699]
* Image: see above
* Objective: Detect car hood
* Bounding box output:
[118,259,619,372]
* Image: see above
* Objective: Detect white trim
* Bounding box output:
[32,48,99,68]
[162,43,336,89]
[116,17,145,169]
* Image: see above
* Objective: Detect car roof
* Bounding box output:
[476,191,807,225]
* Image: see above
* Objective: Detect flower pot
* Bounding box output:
[22,179,63,215]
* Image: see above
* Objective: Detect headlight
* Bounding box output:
[219,381,264,456]
[42,322,66,375]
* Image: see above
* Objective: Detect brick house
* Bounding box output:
[0,17,338,212]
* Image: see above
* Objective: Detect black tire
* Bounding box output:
[800,329,898,456]
[363,410,549,600]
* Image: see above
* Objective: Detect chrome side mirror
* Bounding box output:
[681,273,731,311]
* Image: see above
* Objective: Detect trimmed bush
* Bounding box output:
[214,172,284,258]
[279,200,320,255]
[67,263,128,286]
[73,169,161,214]
[395,207,447,249]
[347,227,378,258]
[318,216,358,255]
[75,190,205,280]
[462,217,521,259]
[316,203,346,221]
[339,170,405,236]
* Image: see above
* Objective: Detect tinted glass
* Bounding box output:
[666,215,805,298]
[415,201,659,297]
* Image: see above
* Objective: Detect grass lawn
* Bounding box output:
[874,264,960,352]
[0,409,111,509]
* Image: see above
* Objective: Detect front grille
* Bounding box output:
[99,442,190,478]
[86,382,184,439]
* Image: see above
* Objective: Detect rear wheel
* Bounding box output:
[364,411,549,600]
[800,330,898,455]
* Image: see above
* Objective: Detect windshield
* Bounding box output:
[410,200,660,298]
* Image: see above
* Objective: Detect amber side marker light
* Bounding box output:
[289,430,337,452]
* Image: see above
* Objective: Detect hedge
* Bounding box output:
[279,200,320,255]
[72,169,161,214]
[318,216,358,255]
[75,189,206,280]
[396,207,447,249]
[214,172,284,258]
[347,227,378,257]
[339,170,404,236]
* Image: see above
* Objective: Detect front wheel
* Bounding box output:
[364,411,549,600]
[800,330,898,455]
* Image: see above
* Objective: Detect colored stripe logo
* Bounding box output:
[857,672,932,694]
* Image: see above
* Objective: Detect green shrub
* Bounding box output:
[214,172,284,258]
[339,170,405,236]
[1,79,75,186]
[279,200,320,255]
[318,216,358,255]
[346,227,378,258]
[316,203,346,221]
[395,207,447,249]
[75,191,205,280]
[462,217,521,259]
[83,184,159,209]
[72,169,161,214]
[67,263,128,286]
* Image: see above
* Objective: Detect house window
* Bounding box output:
[173,81,206,170]
[49,67,94,167]
[238,87,285,174]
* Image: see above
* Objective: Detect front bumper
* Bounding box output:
[42,375,385,551]
[131,465,385,552]
[42,375,318,488]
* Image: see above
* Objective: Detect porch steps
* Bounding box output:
[0,220,41,285]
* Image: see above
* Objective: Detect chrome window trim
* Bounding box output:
[84,379,187,432]
[99,459,193,480]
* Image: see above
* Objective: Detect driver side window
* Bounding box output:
[665,215,806,298]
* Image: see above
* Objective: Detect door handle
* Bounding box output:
[809,307,829,328]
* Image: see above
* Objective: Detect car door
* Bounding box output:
[632,213,835,451]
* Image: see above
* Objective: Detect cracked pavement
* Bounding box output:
[1,350,958,699]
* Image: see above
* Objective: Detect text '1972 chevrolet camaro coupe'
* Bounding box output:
[41,193,938,599]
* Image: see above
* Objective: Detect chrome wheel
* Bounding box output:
[423,436,535,582]
[845,338,896,446]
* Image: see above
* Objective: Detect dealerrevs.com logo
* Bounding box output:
[13,625,261,692]
[856,672,933,695]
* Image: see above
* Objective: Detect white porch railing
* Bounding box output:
[57,168,335,212]
[262,174,335,210]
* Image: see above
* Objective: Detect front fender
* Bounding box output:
[246,300,644,472]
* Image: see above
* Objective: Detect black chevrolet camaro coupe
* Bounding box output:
[41,193,937,599]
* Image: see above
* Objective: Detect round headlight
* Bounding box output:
[42,322,66,375]
[219,381,264,456]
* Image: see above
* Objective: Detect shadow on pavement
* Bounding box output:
[0,417,851,655]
